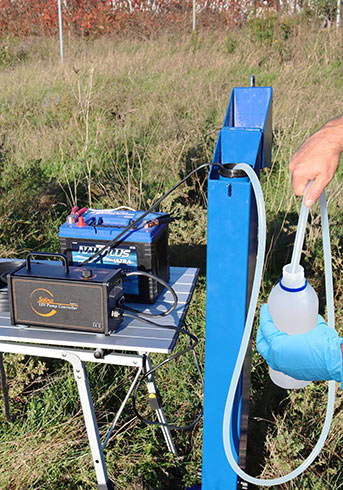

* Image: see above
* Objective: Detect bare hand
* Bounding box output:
[289,118,343,207]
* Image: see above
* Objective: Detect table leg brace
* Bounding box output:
[62,351,113,490]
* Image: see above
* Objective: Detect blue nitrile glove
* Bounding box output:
[257,304,343,385]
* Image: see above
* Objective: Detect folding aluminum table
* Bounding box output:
[0,266,199,489]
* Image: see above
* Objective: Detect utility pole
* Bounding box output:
[57,0,64,63]
[337,0,341,28]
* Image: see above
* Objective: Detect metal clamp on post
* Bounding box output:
[217,163,247,179]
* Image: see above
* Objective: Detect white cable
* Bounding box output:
[222,164,336,486]
[113,206,136,211]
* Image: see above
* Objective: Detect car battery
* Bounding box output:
[7,253,124,335]
[59,208,170,304]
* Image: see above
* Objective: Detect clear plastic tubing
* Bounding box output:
[290,181,312,274]
[222,163,336,486]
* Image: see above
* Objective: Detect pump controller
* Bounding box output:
[8,253,124,335]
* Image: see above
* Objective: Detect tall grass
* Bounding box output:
[0,20,343,488]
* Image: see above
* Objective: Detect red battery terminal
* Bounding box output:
[66,206,88,225]
[77,217,86,227]
[76,207,87,217]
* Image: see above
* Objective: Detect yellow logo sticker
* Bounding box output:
[30,288,79,317]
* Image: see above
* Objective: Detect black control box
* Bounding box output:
[7,253,123,335]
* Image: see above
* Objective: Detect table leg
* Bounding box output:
[144,355,178,456]
[0,353,15,422]
[102,366,143,449]
[63,351,113,490]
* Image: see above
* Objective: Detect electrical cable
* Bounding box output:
[79,162,226,267]
[113,206,136,212]
[80,163,219,430]
[122,311,203,431]
[122,270,178,317]
[222,163,336,486]
[184,319,204,389]
[122,312,198,348]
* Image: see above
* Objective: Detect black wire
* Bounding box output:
[122,312,203,430]
[122,311,198,344]
[88,161,223,428]
[122,270,178,317]
[183,319,204,389]
[79,161,225,266]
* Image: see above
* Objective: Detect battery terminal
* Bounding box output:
[144,215,176,228]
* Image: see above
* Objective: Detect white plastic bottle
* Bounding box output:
[267,263,318,389]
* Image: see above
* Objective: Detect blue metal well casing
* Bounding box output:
[222,86,273,168]
[202,86,272,489]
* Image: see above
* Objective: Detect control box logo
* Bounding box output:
[30,288,79,317]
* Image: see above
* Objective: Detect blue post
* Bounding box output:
[202,85,272,489]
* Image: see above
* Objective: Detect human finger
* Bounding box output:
[259,303,272,323]
[303,178,327,207]
[317,314,327,327]
[256,327,269,358]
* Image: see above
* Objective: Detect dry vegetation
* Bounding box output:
[0,18,343,489]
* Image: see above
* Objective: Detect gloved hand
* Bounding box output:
[257,304,343,384]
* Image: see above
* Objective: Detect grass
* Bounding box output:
[0,18,343,489]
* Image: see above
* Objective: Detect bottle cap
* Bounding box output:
[281,264,306,289]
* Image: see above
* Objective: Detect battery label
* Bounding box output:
[71,242,139,295]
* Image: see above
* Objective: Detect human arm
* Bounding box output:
[289,116,343,207]
[257,304,343,384]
